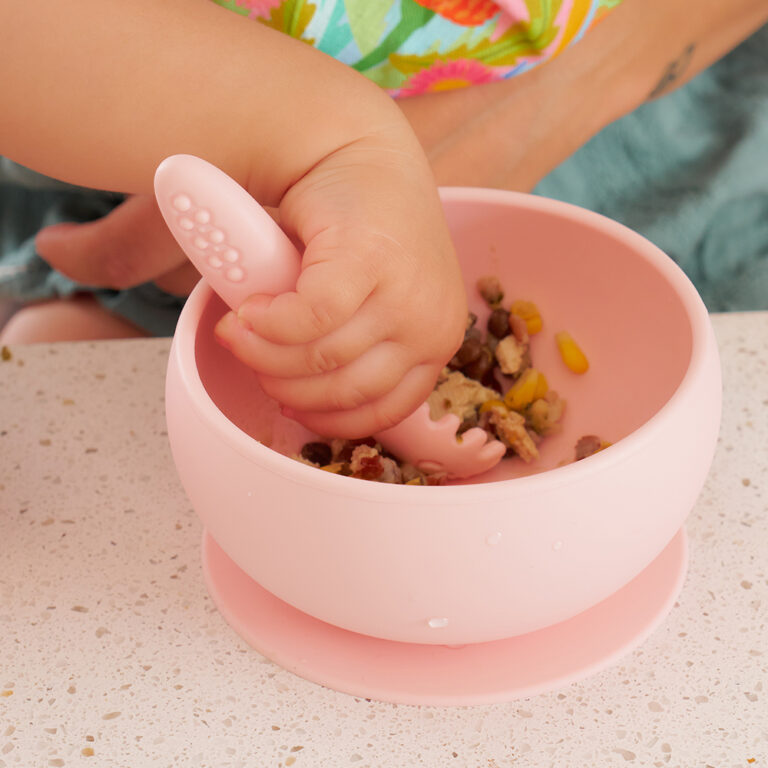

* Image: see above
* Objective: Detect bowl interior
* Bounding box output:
[193,193,693,484]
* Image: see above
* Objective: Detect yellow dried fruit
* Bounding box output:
[320,463,345,474]
[555,331,589,374]
[479,398,507,414]
[510,300,543,335]
[504,368,541,411]
[533,371,548,400]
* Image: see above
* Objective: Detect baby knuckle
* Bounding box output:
[306,301,336,336]
[329,385,367,411]
[304,344,339,375]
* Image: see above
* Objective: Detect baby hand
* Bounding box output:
[214,136,467,439]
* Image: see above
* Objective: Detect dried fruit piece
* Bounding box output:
[349,444,384,481]
[508,313,529,345]
[504,368,542,411]
[462,345,494,382]
[574,435,602,461]
[300,441,332,466]
[479,398,507,414]
[320,462,346,474]
[487,307,510,338]
[555,331,589,374]
[510,300,543,335]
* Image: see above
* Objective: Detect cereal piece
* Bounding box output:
[526,391,566,435]
[378,456,403,484]
[494,335,526,376]
[574,435,603,461]
[477,275,504,306]
[504,368,542,411]
[1,345,11,361]
[427,369,499,421]
[349,444,384,481]
[488,408,539,463]
[300,441,332,466]
[510,300,543,335]
[556,331,589,374]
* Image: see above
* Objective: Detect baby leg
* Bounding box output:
[0,296,147,344]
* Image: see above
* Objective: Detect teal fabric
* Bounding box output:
[534,23,768,312]
[0,161,185,336]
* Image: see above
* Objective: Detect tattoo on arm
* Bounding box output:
[648,44,696,99]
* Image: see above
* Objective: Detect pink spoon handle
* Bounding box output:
[154,155,300,308]
[155,155,504,479]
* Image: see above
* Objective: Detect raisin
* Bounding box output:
[487,308,510,339]
[462,346,493,382]
[449,334,483,368]
[300,442,332,466]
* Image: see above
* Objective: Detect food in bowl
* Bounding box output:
[296,275,606,484]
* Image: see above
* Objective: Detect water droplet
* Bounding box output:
[486,532,502,546]
[427,617,449,629]
[553,540,563,551]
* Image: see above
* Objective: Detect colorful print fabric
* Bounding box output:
[210,0,622,96]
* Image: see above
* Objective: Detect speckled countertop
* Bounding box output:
[1,313,766,767]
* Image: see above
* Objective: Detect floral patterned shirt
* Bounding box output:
[210,0,622,96]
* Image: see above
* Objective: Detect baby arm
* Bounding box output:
[0,0,466,437]
[396,0,768,192]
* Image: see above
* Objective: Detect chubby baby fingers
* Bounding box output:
[214,308,385,378]
[236,255,378,345]
[255,341,416,413]
[282,364,440,439]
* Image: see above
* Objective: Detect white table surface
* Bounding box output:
[1,313,766,767]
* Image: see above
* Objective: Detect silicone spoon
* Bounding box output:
[154,154,506,478]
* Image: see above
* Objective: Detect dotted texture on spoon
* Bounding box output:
[170,193,245,283]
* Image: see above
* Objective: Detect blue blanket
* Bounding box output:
[535,23,768,312]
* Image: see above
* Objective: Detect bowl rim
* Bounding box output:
[169,187,717,504]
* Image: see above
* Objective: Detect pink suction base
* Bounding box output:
[201,529,688,706]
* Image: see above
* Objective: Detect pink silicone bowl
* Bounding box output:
[166,188,722,645]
